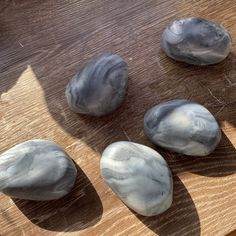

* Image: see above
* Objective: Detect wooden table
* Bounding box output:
[1,1,236,235]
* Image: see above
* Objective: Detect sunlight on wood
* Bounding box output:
[1,65,44,102]
[0,65,48,150]
[1,65,100,157]
[221,121,236,148]
[65,139,99,161]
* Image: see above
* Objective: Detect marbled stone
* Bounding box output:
[161,17,232,65]
[66,53,128,116]
[100,141,173,216]
[144,99,221,156]
[0,140,77,201]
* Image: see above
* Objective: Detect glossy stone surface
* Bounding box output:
[161,17,232,65]
[100,141,173,216]
[0,140,77,201]
[66,53,128,116]
[144,100,221,156]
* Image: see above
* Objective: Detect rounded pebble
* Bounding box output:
[0,139,77,201]
[66,53,128,116]
[144,99,221,156]
[100,141,173,216]
[161,17,232,65]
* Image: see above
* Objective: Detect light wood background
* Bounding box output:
[1,0,236,235]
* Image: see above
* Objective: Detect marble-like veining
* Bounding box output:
[144,99,221,156]
[66,53,128,116]
[0,140,77,200]
[100,141,173,216]
[161,17,232,65]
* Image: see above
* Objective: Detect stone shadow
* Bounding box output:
[13,163,103,232]
[135,176,200,236]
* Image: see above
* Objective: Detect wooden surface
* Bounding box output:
[1,0,236,235]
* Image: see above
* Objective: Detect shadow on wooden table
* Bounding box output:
[135,176,201,236]
[13,163,103,232]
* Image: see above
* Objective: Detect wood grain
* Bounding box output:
[1,0,236,235]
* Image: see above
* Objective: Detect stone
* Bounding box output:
[0,139,77,201]
[144,99,221,156]
[161,17,232,65]
[66,53,128,116]
[100,141,173,216]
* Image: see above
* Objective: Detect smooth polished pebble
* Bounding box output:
[66,53,128,116]
[161,17,232,65]
[144,99,221,156]
[100,141,173,216]
[0,139,77,201]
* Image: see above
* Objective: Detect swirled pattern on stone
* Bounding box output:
[161,17,232,65]
[0,139,77,200]
[144,99,221,156]
[100,141,173,216]
[66,53,128,116]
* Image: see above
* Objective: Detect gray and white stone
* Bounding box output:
[0,139,77,201]
[100,141,173,216]
[144,99,221,156]
[66,53,128,116]
[161,17,232,65]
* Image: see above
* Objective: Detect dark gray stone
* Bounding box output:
[161,17,232,65]
[144,100,221,156]
[100,141,173,216]
[66,53,128,116]
[0,139,77,200]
